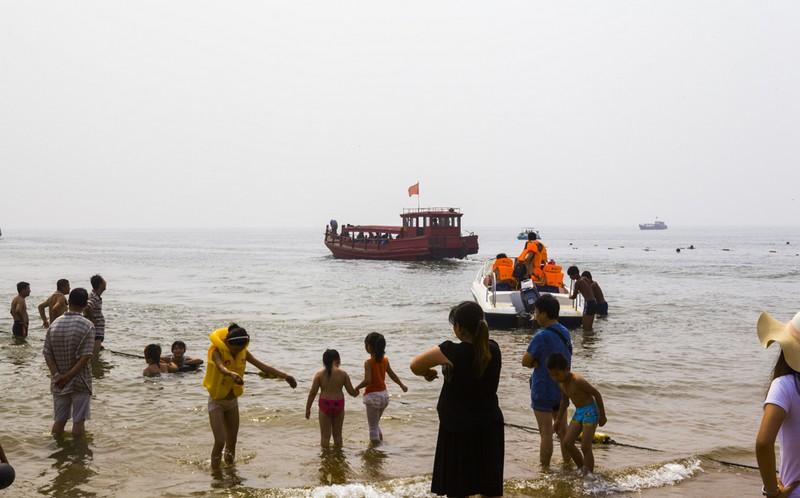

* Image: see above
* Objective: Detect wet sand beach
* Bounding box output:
[1,226,797,497]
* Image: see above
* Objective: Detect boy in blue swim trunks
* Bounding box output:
[547,352,607,475]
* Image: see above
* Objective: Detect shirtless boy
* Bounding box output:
[10,282,30,338]
[567,266,596,331]
[38,279,70,328]
[143,344,177,377]
[547,352,607,474]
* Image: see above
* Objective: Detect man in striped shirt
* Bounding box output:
[84,274,106,355]
[43,287,95,437]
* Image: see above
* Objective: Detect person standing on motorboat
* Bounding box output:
[329,219,338,235]
[516,232,548,285]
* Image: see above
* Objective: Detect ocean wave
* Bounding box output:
[583,458,702,495]
[287,459,702,497]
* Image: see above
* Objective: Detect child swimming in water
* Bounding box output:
[305,349,359,448]
[547,352,607,475]
[143,344,176,377]
[203,324,297,469]
[355,332,408,445]
[163,340,204,371]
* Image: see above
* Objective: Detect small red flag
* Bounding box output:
[408,182,419,197]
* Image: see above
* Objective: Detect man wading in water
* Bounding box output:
[38,279,70,329]
[84,274,106,356]
[10,282,30,338]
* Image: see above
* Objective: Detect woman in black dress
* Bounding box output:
[410,301,504,497]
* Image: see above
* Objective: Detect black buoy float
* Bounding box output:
[0,463,14,490]
[676,248,681,253]
[688,244,695,250]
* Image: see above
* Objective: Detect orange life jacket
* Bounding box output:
[492,257,516,282]
[543,262,564,287]
[518,241,547,281]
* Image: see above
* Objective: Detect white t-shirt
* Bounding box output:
[765,375,800,497]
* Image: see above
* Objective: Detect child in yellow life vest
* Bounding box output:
[203,324,297,469]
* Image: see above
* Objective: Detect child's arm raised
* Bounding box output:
[305,373,320,419]
[385,360,408,392]
[344,373,359,397]
[212,350,243,385]
[578,376,607,427]
[246,352,297,388]
[354,360,371,391]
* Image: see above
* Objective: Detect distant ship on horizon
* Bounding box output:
[639,219,668,230]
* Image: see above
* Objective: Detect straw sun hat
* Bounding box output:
[758,311,800,371]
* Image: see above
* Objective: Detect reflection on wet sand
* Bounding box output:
[38,436,95,498]
[360,446,388,481]
[211,465,244,489]
[90,355,113,379]
[318,447,352,485]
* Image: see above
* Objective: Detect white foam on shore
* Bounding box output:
[583,458,702,495]
[307,478,432,498]
[281,459,702,497]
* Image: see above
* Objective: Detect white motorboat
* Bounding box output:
[471,258,583,329]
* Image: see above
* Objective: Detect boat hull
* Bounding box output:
[471,259,583,329]
[325,234,478,261]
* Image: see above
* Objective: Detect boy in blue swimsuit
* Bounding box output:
[547,352,607,475]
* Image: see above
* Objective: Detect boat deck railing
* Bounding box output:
[401,207,461,215]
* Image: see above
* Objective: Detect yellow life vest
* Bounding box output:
[203,327,248,400]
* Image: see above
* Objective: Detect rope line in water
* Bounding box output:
[505,422,761,470]
[104,353,763,472]
[106,349,144,359]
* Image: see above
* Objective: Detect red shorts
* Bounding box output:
[319,398,344,418]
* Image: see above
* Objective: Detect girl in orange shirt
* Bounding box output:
[355,332,408,445]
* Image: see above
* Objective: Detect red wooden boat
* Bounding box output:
[324,208,479,260]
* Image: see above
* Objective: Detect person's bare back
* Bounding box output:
[39,292,68,328]
[316,367,353,400]
[572,277,596,301]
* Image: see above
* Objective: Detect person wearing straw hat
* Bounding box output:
[756,311,800,498]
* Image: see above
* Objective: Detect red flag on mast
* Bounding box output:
[408,182,419,197]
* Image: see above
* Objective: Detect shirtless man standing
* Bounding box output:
[567,266,596,331]
[10,282,30,338]
[38,279,70,328]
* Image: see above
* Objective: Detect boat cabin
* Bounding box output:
[400,207,463,237]
[324,207,478,260]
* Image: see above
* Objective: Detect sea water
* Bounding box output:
[0,226,797,497]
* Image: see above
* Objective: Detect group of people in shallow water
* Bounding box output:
[491,232,609,331]
[9,270,611,497]
[193,295,608,497]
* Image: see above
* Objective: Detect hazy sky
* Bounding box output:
[1,1,798,229]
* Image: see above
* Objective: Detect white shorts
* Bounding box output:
[53,392,91,423]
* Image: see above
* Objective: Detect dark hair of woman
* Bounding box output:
[448,301,491,377]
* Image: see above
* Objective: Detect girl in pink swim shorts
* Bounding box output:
[305,349,359,448]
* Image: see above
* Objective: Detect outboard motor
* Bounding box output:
[519,279,541,313]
